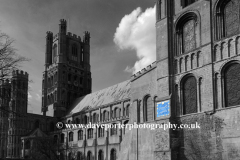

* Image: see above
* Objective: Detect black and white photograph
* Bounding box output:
[0,0,240,160]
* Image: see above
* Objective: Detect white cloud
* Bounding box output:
[124,66,134,73]
[28,92,32,99]
[114,6,156,73]
[35,93,41,101]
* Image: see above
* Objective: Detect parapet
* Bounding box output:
[60,19,67,24]
[84,31,90,37]
[46,31,53,36]
[0,79,11,85]
[131,61,157,81]
[67,32,81,41]
[12,70,29,79]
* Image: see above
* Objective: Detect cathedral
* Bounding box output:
[1,0,240,159]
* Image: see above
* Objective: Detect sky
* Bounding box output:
[0,0,156,114]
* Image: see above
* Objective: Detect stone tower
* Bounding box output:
[7,70,29,159]
[42,19,92,117]
[0,79,11,159]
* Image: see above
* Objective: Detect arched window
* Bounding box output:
[84,115,88,124]
[143,96,153,122]
[78,130,83,140]
[72,44,78,60]
[98,126,104,137]
[114,108,118,118]
[176,13,199,56]
[87,129,93,139]
[126,105,130,117]
[111,124,117,136]
[92,113,96,123]
[60,133,65,143]
[110,149,117,160]
[183,20,196,53]
[69,132,73,142]
[103,111,108,121]
[77,152,83,160]
[181,0,197,8]
[182,76,197,114]
[98,150,104,160]
[215,0,240,39]
[87,151,92,160]
[224,63,240,107]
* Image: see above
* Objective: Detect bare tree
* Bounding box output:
[0,31,29,80]
[29,136,79,160]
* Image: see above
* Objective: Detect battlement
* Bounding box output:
[84,31,90,37]
[60,19,67,24]
[67,32,81,41]
[46,31,53,36]
[12,70,28,78]
[131,61,157,80]
[0,79,11,85]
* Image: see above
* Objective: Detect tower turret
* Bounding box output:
[0,79,11,158]
[83,31,90,45]
[59,19,67,34]
[7,70,28,159]
[45,31,53,66]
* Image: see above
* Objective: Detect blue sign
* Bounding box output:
[157,100,170,118]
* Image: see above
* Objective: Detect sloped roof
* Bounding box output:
[23,128,48,138]
[68,80,131,115]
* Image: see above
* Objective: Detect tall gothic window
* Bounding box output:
[215,0,240,39]
[224,63,240,107]
[52,44,57,63]
[72,44,78,61]
[182,76,197,114]
[156,0,167,21]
